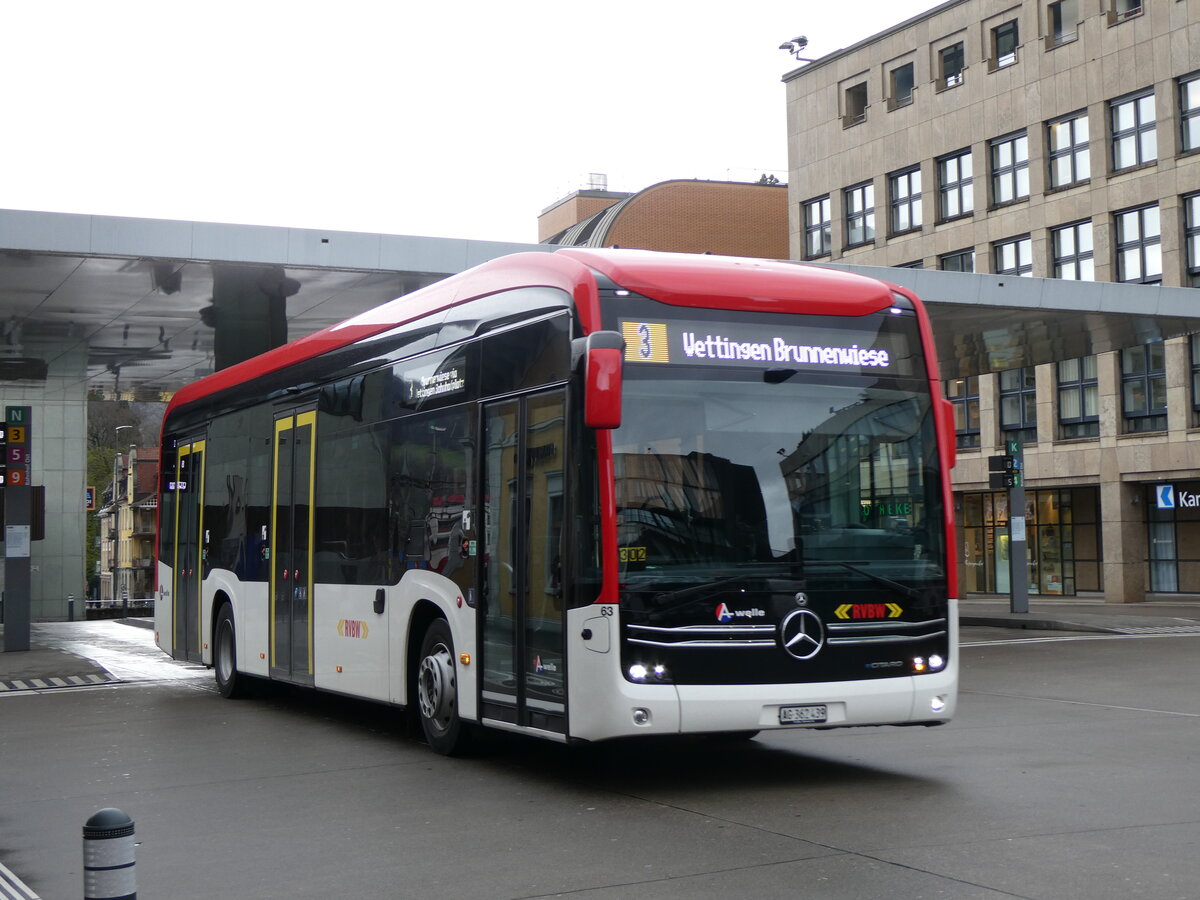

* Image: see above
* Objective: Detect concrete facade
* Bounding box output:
[785,0,1199,280]
[97,447,158,607]
[784,0,1200,601]
[0,341,88,619]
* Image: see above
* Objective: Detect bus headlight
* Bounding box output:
[931,695,948,713]
[627,662,670,683]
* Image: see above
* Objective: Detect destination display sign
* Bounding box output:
[619,319,897,373]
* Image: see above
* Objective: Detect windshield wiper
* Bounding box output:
[643,573,752,608]
[805,560,921,601]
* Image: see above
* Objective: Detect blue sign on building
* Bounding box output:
[1156,485,1176,509]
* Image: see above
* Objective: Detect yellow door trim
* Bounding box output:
[193,440,206,656]
[172,445,188,650]
[296,410,317,675]
[269,417,292,669]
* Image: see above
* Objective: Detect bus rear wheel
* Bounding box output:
[214,604,250,699]
[416,619,469,755]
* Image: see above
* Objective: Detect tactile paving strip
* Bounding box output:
[0,673,115,692]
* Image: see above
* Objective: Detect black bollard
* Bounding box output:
[83,808,136,900]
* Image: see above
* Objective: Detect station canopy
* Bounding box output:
[2,209,1198,398]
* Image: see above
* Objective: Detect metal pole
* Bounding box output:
[82,808,136,900]
[3,484,32,652]
[1008,441,1029,614]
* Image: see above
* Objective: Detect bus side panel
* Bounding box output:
[565,605,682,741]
[313,583,390,702]
[154,561,173,655]
[240,579,270,678]
[205,569,270,678]
[387,570,479,722]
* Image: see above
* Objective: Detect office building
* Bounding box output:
[784,0,1200,600]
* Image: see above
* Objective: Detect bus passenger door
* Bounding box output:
[271,410,316,686]
[480,390,567,732]
[172,439,206,662]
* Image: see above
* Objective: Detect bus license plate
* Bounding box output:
[779,704,827,725]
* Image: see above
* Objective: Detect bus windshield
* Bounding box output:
[610,306,946,611]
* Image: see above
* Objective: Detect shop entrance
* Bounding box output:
[1145,482,1200,593]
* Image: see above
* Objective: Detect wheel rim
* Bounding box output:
[217,619,234,684]
[417,641,455,733]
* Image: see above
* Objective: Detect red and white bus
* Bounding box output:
[155,249,958,754]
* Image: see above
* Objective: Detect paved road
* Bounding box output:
[2,622,1198,899]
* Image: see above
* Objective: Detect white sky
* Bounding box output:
[1,1,938,245]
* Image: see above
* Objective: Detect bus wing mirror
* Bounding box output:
[584,331,624,430]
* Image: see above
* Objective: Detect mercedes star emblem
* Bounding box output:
[779,607,825,660]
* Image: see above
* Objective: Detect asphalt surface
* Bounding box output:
[2,601,1200,899]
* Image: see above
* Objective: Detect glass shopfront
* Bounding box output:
[1146,482,1200,593]
[959,487,1101,596]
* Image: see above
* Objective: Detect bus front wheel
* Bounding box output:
[214,604,250,699]
[416,618,469,755]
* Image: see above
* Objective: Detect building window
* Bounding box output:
[1191,335,1200,423]
[1110,90,1156,171]
[1122,342,1166,433]
[844,182,875,247]
[1185,193,1200,287]
[993,235,1033,276]
[843,82,868,127]
[889,62,915,109]
[1180,73,1200,153]
[888,167,921,235]
[937,149,973,220]
[939,248,975,272]
[803,196,832,259]
[1108,0,1143,24]
[999,367,1038,445]
[938,42,965,89]
[1051,220,1094,280]
[1115,204,1162,284]
[990,132,1029,206]
[1047,0,1078,46]
[946,376,981,448]
[990,20,1019,70]
[1047,112,1089,188]
[1057,356,1099,438]
[896,260,924,269]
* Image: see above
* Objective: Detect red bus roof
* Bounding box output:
[557,248,895,315]
[166,249,899,416]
